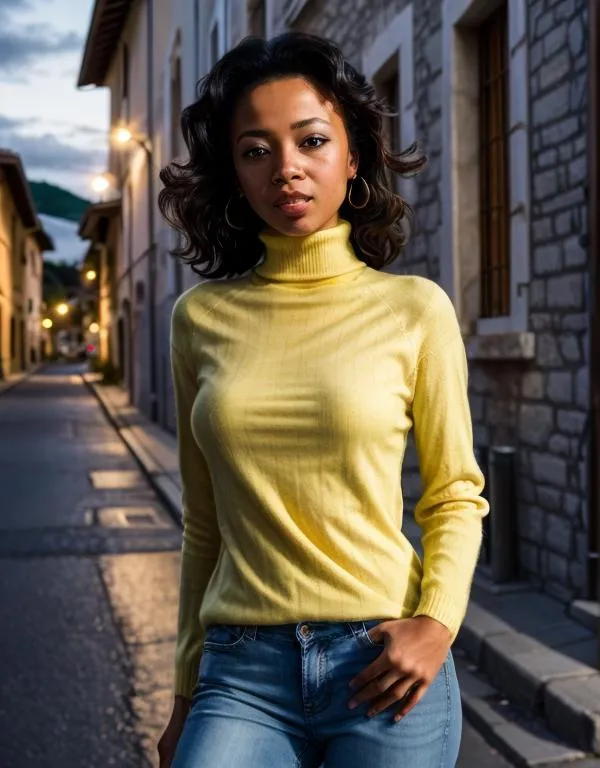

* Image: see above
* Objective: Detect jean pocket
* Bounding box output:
[356,620,386,649]
[203,624,247,650]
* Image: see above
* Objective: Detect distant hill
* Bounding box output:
[29,181,90,223]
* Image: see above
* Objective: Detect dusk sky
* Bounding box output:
[0,0,110,261]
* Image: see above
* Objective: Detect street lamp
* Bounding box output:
[91,173,110,195]
[88,322,100,335]
[42,318,53,329]
[55,303,70,317]
[85,269,97,282]
[115,126,133,144]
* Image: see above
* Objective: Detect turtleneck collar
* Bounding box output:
[254,219,366,283]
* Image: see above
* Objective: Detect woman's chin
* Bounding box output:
[262,211,337,237]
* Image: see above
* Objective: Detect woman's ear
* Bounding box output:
[347,151,359,179]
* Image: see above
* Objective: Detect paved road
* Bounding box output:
[0,363,516,767]
[0,364,180,768]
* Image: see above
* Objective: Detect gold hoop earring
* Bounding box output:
[348,175,371,209]
[224,196,245,230]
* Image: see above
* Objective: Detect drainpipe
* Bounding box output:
[147,0,158,423]
[588,0,600,667]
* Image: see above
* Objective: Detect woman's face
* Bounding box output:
[230,76,357,236]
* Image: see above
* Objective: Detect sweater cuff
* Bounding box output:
[174,656,202,701]
[413,591,463,642]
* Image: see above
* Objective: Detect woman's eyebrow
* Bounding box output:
[236,117,330,143]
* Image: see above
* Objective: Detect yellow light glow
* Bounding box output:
[85,269,97,281]
[91,174,110,193]
[89,322,100,334]
[56,303,69,316]
[115,126,133,144]
[42,318,53,329]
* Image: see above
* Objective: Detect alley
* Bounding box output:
[0,364,517,768]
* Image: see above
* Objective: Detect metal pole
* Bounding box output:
[146,0,158,423]
[588,0,600,668]
[489,445,518,584]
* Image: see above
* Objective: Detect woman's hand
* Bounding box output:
[348,616,452,721]
[157,695,191,768]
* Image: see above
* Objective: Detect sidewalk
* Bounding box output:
[0,363,45,395]
[85,374,600,767]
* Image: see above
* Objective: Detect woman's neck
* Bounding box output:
[255,219,365,283]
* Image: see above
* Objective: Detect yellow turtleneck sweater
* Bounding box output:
[170,219,489,699]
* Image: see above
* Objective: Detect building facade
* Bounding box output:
[0,150,53,379]
[77,0,598,605]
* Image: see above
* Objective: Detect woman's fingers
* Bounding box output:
[348,669,402,710]
[367,678,423,719]
[348,650,391,693]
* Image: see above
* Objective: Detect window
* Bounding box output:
[375,62,400,190]
[361,5,415,205]
[249,0,266,37]
[208,0,226,68]
[170,56,182,158]
[122,43,129,102]
[441,0,531,342]
[283,0,311,25]
[210,24,220,66]
[479,5,510,318]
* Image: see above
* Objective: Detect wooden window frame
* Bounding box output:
[479,4,510,319]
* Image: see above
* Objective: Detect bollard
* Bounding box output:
[488,445,519,583]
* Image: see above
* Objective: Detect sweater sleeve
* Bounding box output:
[170,325,221,699]
[410,284,489,640]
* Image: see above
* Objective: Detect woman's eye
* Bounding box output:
[244,146,268,160]
[303,135,328,148]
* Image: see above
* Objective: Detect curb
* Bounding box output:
[457,603,600,757]
[455,653,592,767]
[81,374,183,530]
[0,363,47,395]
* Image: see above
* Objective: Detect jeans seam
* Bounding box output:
[439,657,451,768]
[203,625,247,650]
[294,740,311,768]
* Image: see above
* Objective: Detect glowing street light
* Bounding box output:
[88,322,100,334]
[56,303,70,316]
[85,269,97,282]
[42,318,53,329]
[91,174,110,194]
[114,126,133,144]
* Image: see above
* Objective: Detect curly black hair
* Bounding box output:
[158,32,427,279]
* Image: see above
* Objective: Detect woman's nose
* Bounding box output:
[272,152,305,185]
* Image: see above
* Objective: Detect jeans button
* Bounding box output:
[300,624,311,637]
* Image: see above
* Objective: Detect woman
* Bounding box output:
[157,31,489,768]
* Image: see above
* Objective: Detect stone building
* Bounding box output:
[0,150,53,378]
[78,0,599,607]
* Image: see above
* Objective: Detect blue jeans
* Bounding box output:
[172,620,462,767]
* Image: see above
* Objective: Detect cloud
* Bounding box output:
[2,131,106,172]
[0,24,83,75]
[0,114,106,175]
[0,114,28,130]
[0,0,33,21]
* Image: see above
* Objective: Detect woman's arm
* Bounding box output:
[170,315,221,701]
[410,285,490,640]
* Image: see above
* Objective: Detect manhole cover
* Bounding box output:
[96,507,167,528]
[89,470,146,489]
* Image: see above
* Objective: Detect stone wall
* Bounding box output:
[518,0,589,600]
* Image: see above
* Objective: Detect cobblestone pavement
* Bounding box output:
[0,363,527,767]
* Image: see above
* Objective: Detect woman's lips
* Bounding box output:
[275,198,312,217]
